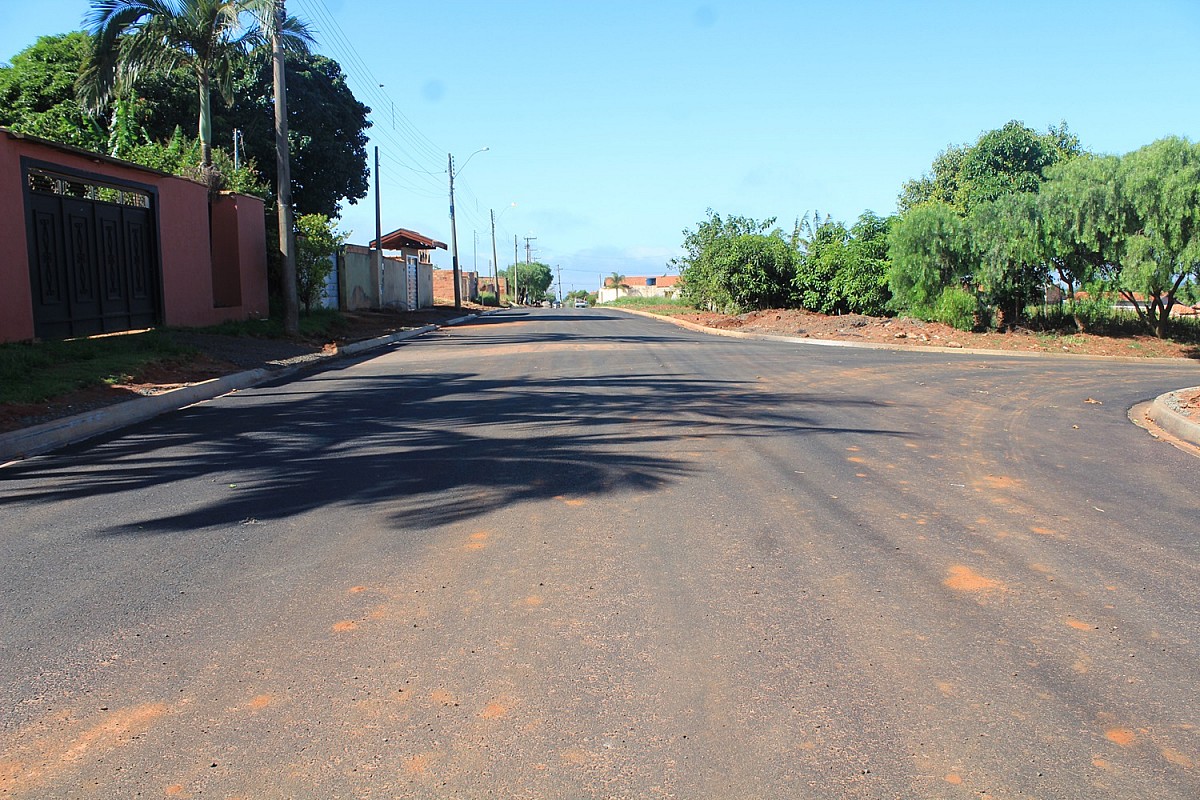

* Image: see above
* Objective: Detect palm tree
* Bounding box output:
[82,0,313,170]
[608,271,628,298]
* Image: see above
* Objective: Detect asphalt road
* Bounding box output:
[1,308,1197,799]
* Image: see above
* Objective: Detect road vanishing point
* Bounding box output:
[2,308,1197,798]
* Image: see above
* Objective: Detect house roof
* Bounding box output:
[372,227,448,251]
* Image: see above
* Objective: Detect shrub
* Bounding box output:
[933,286,983,331]
[295,214,348,312]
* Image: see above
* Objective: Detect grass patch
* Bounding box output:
[192,308,347,339]
[602,296,694,316]
[0,330,195,405]
[1,309,350,407]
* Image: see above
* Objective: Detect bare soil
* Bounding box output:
[673,307,1200,360]
[2,303,1197,437]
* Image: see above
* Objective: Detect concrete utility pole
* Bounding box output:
[524,236,537,264]
[557,264,562,302]
[448,153,462,309]
[490,209,500,306]
[513,235,519,304]
[374,146,382,305]
[273,0,299,335]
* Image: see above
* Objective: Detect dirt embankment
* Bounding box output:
[671,307,1199,360]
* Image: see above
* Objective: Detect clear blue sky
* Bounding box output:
[3,1,1198,294]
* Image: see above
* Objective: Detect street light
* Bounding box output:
[449,147,489,309]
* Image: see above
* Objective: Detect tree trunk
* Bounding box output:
[198,72,213,169]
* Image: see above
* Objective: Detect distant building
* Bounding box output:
[598,275,679,303]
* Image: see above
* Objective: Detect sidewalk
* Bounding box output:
[0,308,494,464]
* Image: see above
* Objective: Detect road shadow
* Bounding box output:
[1,365,911,535]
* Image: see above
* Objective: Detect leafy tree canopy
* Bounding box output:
[673,210,792,312]
[1,30,368,218]
[899,120,1081,214]
[81,0,313,170]
[503,261,553,304]
[886,201,974,313]
[1119,136,1200,337]
[0,33,106,149]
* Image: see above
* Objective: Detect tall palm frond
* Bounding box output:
[80,0,313,168]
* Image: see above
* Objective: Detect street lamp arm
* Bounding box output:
[454,146,490,177]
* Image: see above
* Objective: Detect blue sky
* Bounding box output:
[3,1,1198,294]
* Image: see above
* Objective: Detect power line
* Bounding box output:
[294,0,446,173]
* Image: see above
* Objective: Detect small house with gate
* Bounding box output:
[335,228,443,311]
[0,128,268,344]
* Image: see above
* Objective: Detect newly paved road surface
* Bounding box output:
[2,308,1197,798]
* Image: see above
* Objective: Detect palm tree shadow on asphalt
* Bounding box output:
[1,367,912,535]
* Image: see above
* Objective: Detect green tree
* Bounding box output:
[107,50,369,217]
[294,213,347,312]
[793,219,849,313]
[789,209,832,254]
[674,211,788,312]
[887,202,974,315]
[683,233,795,313]
[0,33,107,150]
[503,261,552,304]
[898,145,968,213]
[1119,137,1200,338]
[832,211,893,316]
[607,272,628,297]
[969,192,1046,328]
[957,120,1080,211]
[227,52,370,217]
[898,121,1080,215]
[791,211,893,316]
[1037,154,1128,329]
[82,0,313,171]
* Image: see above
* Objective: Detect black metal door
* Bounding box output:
[26,169,160,340]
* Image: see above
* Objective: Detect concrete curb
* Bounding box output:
[1149,387,1200,448]
[608,306,1198,364]
[0,311,493,465]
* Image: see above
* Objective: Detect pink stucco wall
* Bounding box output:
[1,131,269,342]
[233,194,268,318]
[0,134,36,341]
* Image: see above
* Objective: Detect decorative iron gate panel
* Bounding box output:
[25,166,161,339]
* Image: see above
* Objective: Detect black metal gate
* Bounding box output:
[25,165,161,339]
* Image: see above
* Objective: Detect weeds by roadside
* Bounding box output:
[0,330,196,405]
[600,297,693,315]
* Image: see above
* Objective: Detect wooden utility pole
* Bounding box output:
[273,0,298,335]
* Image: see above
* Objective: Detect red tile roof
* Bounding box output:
[372,227,448,251]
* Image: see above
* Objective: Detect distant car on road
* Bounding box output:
[574,299,588,308]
